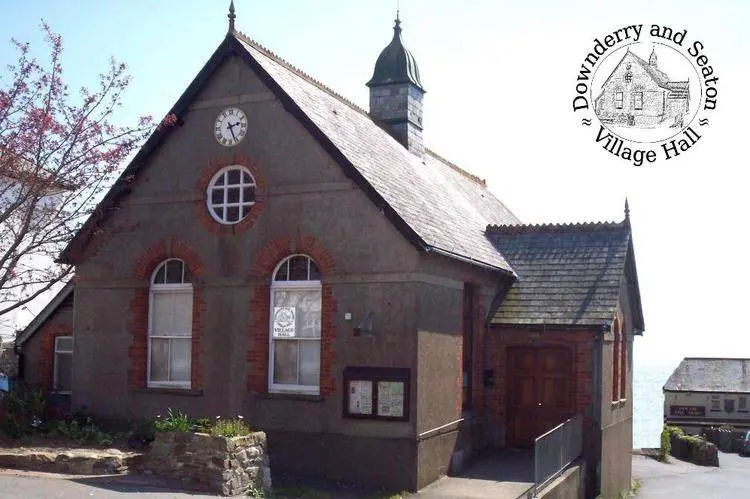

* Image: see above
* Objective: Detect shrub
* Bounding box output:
[43,417,114,446]
[128,419,155,446]
[210,417,251,438]
[154,408,192,433]
[660,425,672,462]
[0,388,46,438]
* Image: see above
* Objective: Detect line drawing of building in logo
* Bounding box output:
[595,47,690,129]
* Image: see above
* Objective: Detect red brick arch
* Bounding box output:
[247,235,337,396]
[128,238,206,390]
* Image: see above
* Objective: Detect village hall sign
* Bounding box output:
[573,24,718,166]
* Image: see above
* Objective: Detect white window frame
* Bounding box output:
[147,259,193,389]
[206,165,256,225]
[615,91,624,109]
[268,255,322,395]
[53,335,74,394]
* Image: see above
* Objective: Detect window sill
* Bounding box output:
[610,399,627,408]
[132,387,203,397]
[257,392,324,402]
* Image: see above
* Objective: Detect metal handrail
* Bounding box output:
[533,413,583,495]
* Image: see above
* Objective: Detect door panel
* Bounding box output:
[507,347,573,447]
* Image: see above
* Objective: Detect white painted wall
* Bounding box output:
[664,391,750,422]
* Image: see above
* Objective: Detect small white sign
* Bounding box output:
[273,307,296,337]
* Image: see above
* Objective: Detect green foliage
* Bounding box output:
[210,417,251,438]
[128,419,155,444]
[660,425,672,462]
[0,388,46,438]
[153,408,192,433]
[44,418,113,446]
[631,478,642,494]
[152,410,253,438]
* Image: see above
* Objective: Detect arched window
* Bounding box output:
[148,259,193,388]
[612,317,620,402]
[206,165,256,224]
[269,255,321,394]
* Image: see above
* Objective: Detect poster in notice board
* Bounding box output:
[377,381,405,418]
[348,380,373,415]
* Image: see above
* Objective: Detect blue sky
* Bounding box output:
[2,1,749,367]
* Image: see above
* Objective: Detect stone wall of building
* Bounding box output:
[142,431,272,496]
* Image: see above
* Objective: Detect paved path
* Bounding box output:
[0,468,218,498]
[0,449,535,499]
[415,449,533,499]
[633,451,750,498]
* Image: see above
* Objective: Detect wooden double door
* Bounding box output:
[507,347,573,448]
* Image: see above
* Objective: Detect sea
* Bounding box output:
[633,358,676,449]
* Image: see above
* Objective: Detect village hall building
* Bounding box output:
[15,6,645,497]
[595,48,689,128]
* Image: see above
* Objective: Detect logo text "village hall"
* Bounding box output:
[572,24,718,166]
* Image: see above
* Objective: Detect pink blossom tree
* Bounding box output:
[0,24,156,327]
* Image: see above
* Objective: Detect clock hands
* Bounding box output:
[225,120,239,140]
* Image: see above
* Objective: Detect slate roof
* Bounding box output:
[664,358,750,393]
[61,31,520,274]
[487,221,635,327]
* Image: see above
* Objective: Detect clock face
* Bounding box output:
[214,107,248,147]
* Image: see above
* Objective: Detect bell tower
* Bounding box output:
[367,15,425,156]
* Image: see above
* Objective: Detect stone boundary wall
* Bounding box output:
[142,431,272,496]
[669,431,719,467]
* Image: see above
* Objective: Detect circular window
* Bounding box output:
[206,165,256,224]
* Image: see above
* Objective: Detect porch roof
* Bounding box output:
[487,221,636,328]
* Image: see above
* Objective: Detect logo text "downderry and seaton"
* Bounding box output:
[573,24,718,166]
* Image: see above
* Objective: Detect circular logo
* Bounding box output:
[573,24,718,166]
[274,307,294,328]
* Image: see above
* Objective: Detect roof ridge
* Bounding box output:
[234,31,371,119]
[425,149,486,186]
[235,32,489,189]
[684,357,750,361]
[487,220,625,234]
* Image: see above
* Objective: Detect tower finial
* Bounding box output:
[624,198,630,220]
[228,0,236,33]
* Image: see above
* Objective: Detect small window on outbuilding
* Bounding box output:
[739,396,748,412]
[54,336,74,394]
[710,395,721,412]
[724,398,736,413]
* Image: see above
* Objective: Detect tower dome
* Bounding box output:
[367,16,424,91]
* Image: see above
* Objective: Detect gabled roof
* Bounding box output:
[595,50,689,103]
[60,32,519,274]
[487,220,644,329]
[15,282,73,347]
[664,358,750,393]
